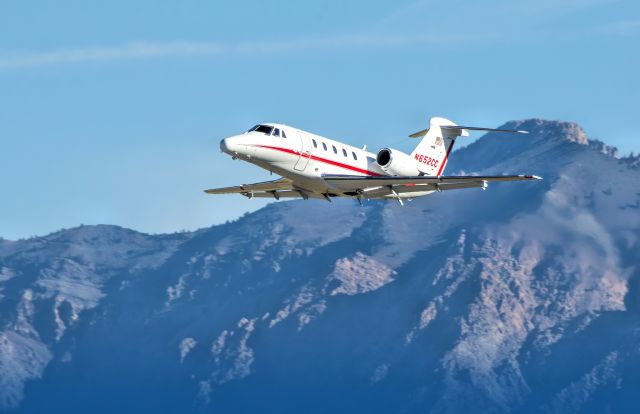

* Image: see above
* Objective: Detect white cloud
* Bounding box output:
[0,42,225,69]
[0,33,477,70]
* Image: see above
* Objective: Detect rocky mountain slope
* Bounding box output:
[1,119,639,413]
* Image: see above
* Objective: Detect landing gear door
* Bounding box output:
[294,131,311,171]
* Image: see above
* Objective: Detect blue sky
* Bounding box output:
[1,0,639,240]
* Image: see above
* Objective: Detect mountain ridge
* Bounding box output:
[1,118,632,243]
[1,119,639,413]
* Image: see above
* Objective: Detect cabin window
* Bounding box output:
[352,151,357,160]
[322,142,327,151]
[332,145,337,154]
[342,148,347,157]
[312,139,317,148]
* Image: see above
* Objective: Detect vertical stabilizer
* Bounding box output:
[409,117,465,176]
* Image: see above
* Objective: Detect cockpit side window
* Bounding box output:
[249,125,274,135]
[273,128,280,137]
[282,130,287,138]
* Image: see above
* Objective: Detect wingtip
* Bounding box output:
[524,175,543,180]
[517,130,529,134]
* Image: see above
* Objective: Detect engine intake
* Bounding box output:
[376,148,421,176]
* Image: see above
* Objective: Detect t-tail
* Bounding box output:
[408,117,528,176]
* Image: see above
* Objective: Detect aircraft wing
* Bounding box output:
[204,175,541,200]
[204,178,293,195]
[323,174,541,197]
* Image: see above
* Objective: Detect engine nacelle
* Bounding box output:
[376,148,421,176]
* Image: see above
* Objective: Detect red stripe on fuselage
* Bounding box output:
[255,145,383,177]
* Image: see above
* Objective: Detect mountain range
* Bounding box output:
[1,119,639,413]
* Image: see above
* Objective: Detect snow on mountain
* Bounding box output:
[0,225,187,410]
[0,119,639,413]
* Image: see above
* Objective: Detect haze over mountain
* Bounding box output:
[1,119,639,413]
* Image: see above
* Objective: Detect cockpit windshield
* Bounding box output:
[247,124,274,135]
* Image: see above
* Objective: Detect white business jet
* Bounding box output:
[205,117,541,204]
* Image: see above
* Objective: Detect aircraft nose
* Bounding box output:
[220,136,240,155]
[220,138,231,154]
[220,135,251,157]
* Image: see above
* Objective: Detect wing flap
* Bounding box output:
[243,190,325,200]
[204,178,292,195]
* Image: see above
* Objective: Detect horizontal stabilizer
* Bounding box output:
[409,125,528,138]
[441,125,528,134]
[409,128,430,138]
